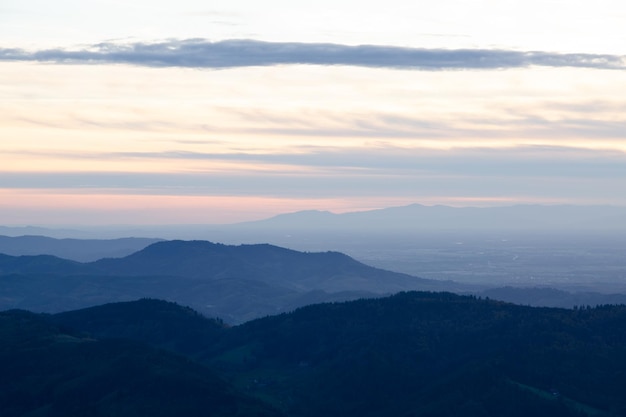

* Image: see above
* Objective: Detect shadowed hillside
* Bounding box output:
[51,294,626,417]
[92,240,447,292]
[54,299,227,356]
[0,240,460,323]
[0,309,283,417]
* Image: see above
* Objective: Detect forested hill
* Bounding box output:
[0,240,445,292]
[54,298,227,356]
[0,240,460,323]
[90,240,449,293]
[51,293,626,417]
[0,308,283,417]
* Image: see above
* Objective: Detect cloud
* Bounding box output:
[3,144,626,209]
[6,144,626,183]
[1,39,625,70]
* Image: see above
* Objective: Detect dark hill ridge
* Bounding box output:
[0,309,283,417]
[54,299,226,356]
[223,292,626,416]
[48,295,626,417]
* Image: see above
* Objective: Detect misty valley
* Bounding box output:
[2,205,626,416]
[349,232,626,290]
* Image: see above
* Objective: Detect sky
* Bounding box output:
[1,0,626,225]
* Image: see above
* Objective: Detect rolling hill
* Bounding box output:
[49,294,626,417]
[0,308,283,417]
[0,240,460,323]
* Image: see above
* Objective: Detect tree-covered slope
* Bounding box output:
[53,298,227,356]
[205,292,626,416]
[50,293,626,417]
[0,309,283,417]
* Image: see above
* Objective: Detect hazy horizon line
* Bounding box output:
[2,201,626,230]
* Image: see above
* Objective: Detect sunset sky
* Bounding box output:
[2,0,626,225]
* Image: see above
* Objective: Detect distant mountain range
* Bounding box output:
[237,203,626,233]
[3,204,626,240]
[3,204,625,294]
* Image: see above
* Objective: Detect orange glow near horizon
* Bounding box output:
[0,190,374,224]
[0,188,600,226]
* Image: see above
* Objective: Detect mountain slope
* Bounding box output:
[92,240,445,292]
[53,299,227,356]
[205,292,626,416]
[0,240,447,293]
[0,240,460,323]
[0,309,284,417]
[48,294,626,417]
[0,253,85,275]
